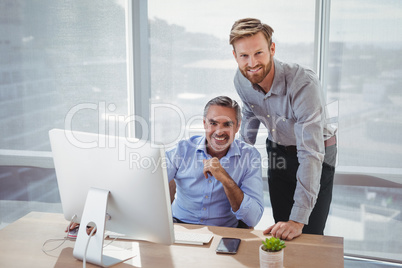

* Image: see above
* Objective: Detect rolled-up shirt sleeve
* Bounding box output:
[165,145,181,183]
[232,148,264,227]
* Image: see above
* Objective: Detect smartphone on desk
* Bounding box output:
[215,237,241,254]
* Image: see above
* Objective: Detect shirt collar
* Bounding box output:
[196,136,208,156]
[225,139,241,159]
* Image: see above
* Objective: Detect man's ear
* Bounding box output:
[233,49,241,65]
[270,42,276,56]
[235,120,241,134]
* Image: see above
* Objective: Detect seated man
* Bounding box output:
[166,96,264,228]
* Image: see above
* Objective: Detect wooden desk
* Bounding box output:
[0,212,343,267]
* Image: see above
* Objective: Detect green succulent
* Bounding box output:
[261,237,286,252]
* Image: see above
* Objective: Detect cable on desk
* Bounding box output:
[41,214,78,255]
[41,214,118,267]
[83,226,97,268]
[103,235,118,248]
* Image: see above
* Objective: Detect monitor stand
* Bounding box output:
[73,187,135,267]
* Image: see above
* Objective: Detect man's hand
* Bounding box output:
[65,223,96,235]
[65,222,79,233]
[263,220,304,241]
[203,158,244,212]
[203,158,226,180]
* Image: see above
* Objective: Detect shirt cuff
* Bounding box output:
[232,195,262,227]
[289,206,312,225]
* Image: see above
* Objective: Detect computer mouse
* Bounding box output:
[67,226,79,239]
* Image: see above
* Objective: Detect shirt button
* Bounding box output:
[283,118,286,121]
[251,105,254,108]
[203,207,206,211]
[200,219,204,222]
[205,195,208,198]
[272,129,275,132]
[208,180,212,183]
[278,142,281,145]
[267,115,270,118]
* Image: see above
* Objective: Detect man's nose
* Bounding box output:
[248,55,256,68]
[215,125,225,134]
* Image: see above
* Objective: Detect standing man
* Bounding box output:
[229,18,337,239]
[166,96,264,228]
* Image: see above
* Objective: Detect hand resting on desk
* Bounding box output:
[263,220,304,241]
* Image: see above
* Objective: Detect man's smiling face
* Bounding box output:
[233,31,275,85]
[203,105,240,158]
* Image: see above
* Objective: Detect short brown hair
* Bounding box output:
[229,18,274,48]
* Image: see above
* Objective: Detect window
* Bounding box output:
[148,0,402,263]
[327,0,402,179]
[148,0,316,150]
[1,0,402,264]
[324,0,402,262]
[0,0,128,228]
[0,0,128,152]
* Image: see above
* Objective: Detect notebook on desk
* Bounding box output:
[174,231,213,245]
[106,230,213,246]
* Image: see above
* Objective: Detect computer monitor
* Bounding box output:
[49,128,174,267]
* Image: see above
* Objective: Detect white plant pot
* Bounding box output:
[259,245,284,268]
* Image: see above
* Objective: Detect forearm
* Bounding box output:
[290,153,324,224]
[292,103,325,223]
[232,148,264,227]
[216,170,244,212]
[221,174,265,227]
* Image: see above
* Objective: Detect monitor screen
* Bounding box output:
[49,128,175,248]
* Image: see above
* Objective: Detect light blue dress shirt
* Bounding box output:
[165,135,264,228]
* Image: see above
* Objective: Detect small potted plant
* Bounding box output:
[259,237,286,268]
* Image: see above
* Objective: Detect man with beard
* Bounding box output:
[229,18,337,239]
[166,96,264,228]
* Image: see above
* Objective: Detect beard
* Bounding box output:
[209,134,230,151]
[240,57,273,85]
[206,133,233,157]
